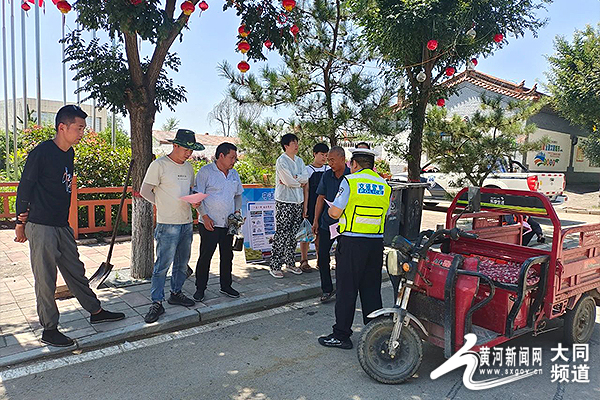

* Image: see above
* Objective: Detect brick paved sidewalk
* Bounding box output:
[0,229,327,368]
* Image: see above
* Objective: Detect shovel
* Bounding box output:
[89,159,134,289]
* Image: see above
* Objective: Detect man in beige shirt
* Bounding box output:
[140,129,204,323]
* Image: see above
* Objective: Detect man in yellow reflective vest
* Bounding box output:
[318,148,391,349]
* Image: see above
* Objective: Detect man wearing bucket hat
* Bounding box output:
[140,129,205,323]
[318,147,391,349]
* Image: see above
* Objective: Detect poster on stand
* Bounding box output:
[241,187,276,262]
[240,187,315,263]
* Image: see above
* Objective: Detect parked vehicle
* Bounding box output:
[358,187,599,384]
[393,159,567,206]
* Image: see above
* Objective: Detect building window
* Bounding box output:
[32,112,56,126]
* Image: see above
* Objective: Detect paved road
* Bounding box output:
[1,292,598,400]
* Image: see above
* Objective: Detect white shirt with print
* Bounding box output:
[142,156,195,224]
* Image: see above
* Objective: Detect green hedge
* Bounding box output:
[0,126,133,236]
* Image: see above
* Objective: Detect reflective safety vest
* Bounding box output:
[338,169,391,234]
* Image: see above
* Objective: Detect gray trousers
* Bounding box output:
[25,222,101,330]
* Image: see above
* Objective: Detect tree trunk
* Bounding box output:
[407,97,428,181]
[129,105,156,279]
[329,133,337,147]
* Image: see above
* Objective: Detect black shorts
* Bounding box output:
[307,205,316,225]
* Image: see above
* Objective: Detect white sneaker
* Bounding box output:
[270,269,284,278]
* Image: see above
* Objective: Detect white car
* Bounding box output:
[394,160,567,206]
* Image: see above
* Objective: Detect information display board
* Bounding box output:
[240,187,316,263]
[241,187,276,262]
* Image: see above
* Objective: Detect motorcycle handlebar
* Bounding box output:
[458,230,478,240]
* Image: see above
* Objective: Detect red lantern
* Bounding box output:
[238,24,250,38]
[237,40,250,54]
[237,61,250,74]
[264,40,273,49]
[437,98,445,107]
[282,0,296,12]
[198,1,209,11]
[130,0,143,5]
[290,24,299,36]
[427,39,438,51]
[494,33,503,43]
[181,1,195,16]
[21,2,31,11]
[56,0,71,14]
[52,0,60,4]
[445,67,455,76]
[470,58,478,66]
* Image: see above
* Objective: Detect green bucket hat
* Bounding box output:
[168,129,205,151]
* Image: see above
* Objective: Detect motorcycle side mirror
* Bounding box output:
[467,187,481,212]
[391,235,413,256]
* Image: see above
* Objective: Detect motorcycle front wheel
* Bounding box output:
[357,317,423,384]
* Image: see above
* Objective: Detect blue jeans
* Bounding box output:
[150,223,193,302]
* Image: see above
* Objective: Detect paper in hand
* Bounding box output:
[329,223,340,239]
[180,192,208,204]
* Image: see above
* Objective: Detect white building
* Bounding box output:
[0,98,107,132]
[442,70,599,184]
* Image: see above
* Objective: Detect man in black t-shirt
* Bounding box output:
[311,146,350,302]
[300,143,329,272]
[14,105,125,347]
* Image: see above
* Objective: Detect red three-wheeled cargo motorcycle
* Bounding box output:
[358,187,600,384]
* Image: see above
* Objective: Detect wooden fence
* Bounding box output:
[1,179,263,239]
[0,182,18,220]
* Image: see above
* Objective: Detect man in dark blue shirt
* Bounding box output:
[14,105,125,347]
[312,146,350,302]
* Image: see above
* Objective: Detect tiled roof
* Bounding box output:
[443,70,545,101]
[153,130,240,146]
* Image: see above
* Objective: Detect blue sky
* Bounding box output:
[1,0,599,135]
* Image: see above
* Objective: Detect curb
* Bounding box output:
[559,207,600,215]
[0,281,322,369]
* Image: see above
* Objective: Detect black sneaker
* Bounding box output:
[318,333,353,349]
[219,287,240,298]
[320,290,336,303]
[193,289,205,302]
[168,291,195,307]
[90,309,126,324]
[41,329,75,347]
[537,235,545,243]
[144,302,165,323]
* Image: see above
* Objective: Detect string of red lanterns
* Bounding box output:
[237,24,250,76]
[21,1,31,11]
